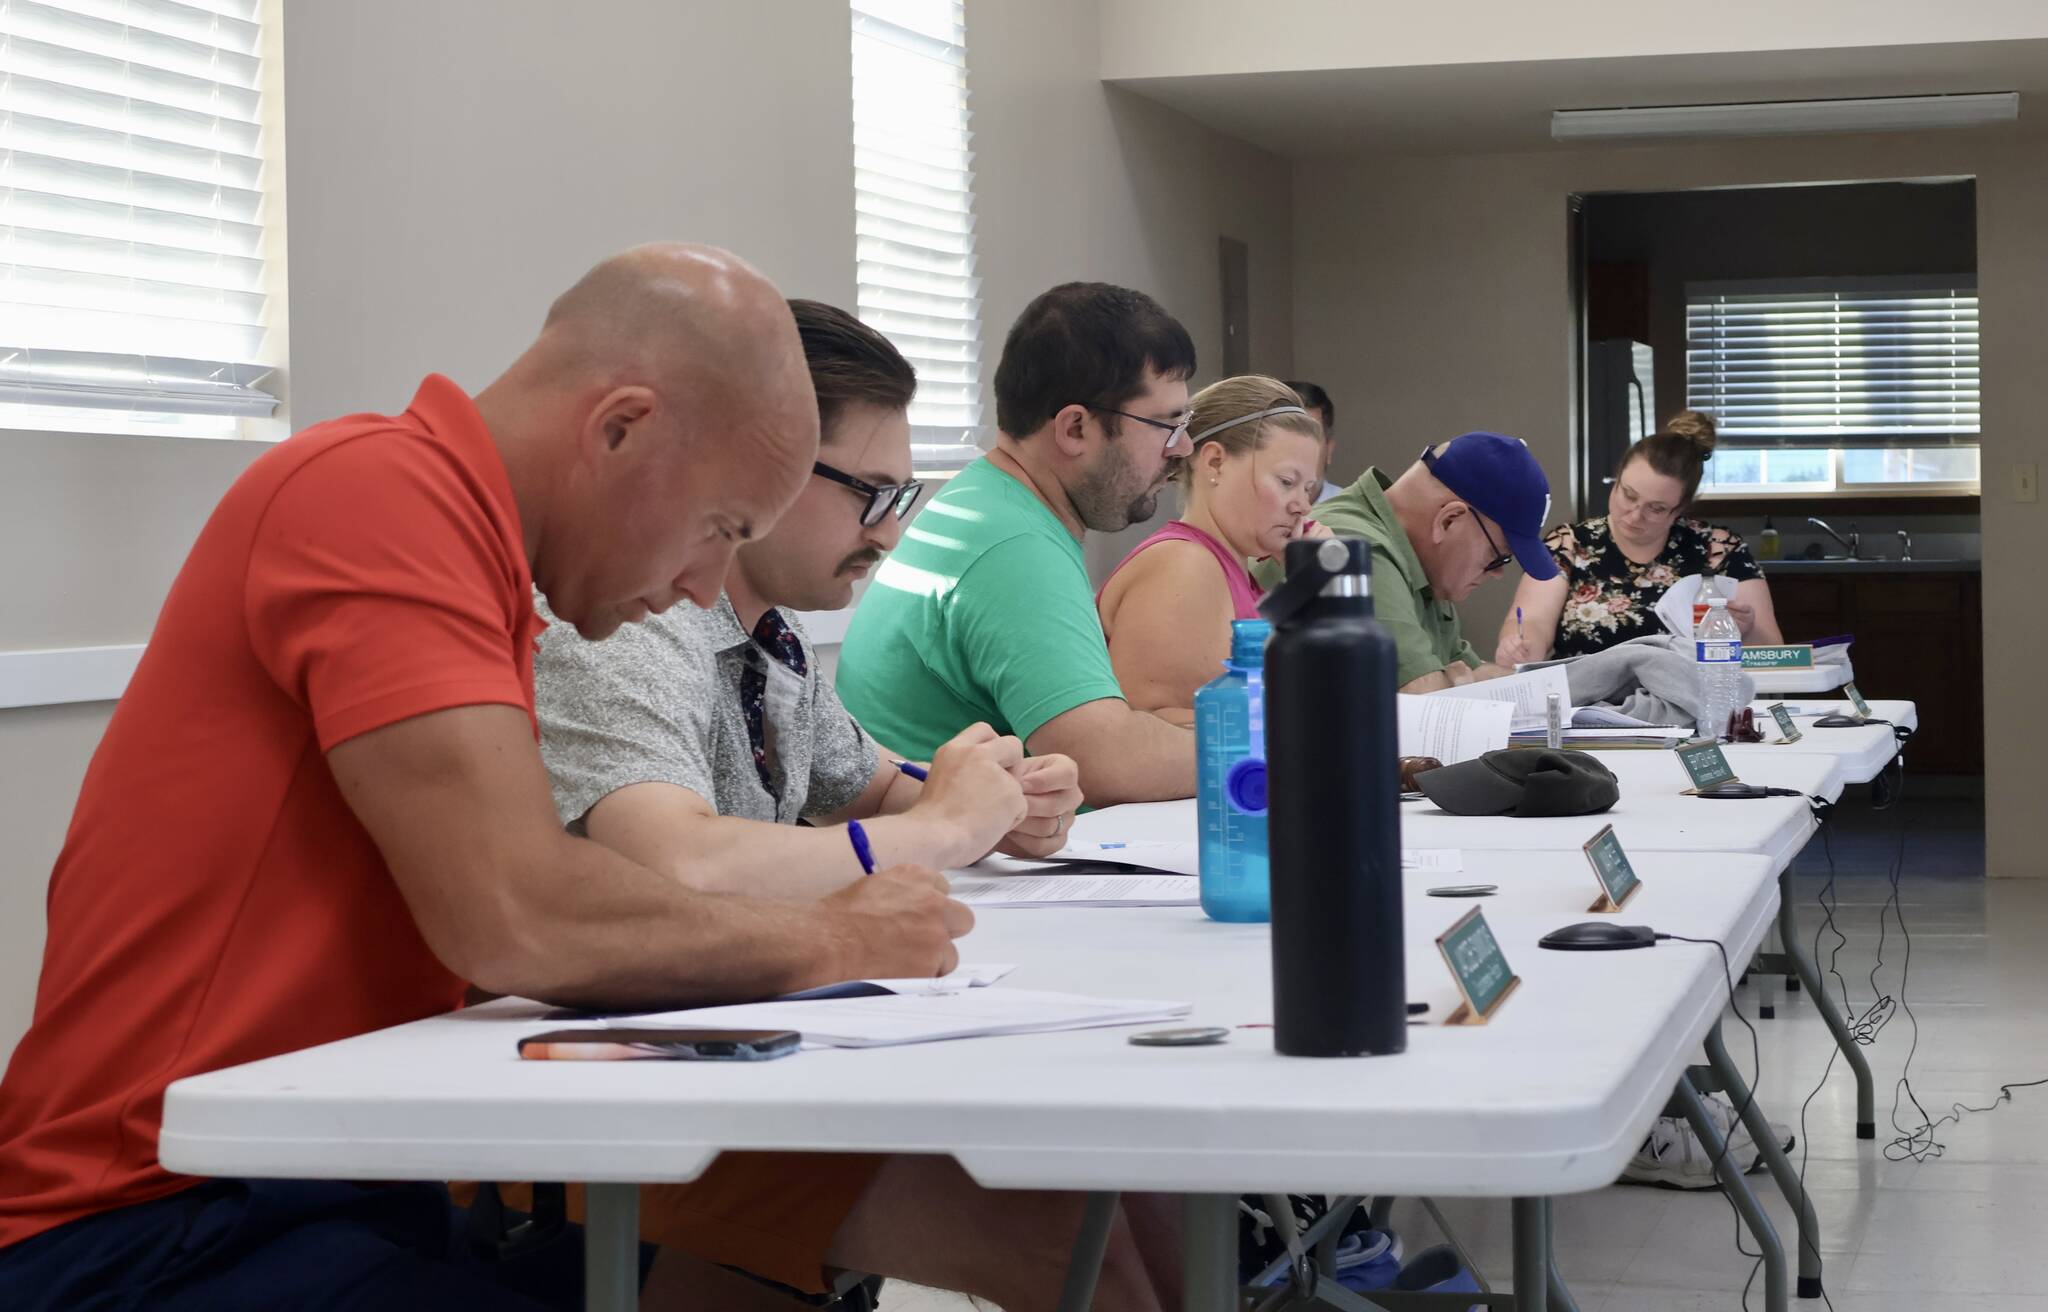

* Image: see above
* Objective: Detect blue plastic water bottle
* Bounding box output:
[1196,619,1272,922]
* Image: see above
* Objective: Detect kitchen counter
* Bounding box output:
[1760,558,1980,575]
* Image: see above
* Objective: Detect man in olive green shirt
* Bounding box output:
[1254,432,1559,693]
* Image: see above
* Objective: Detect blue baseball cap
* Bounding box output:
[1420,432,1559,582]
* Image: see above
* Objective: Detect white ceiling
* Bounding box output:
[1107,39,2048,158]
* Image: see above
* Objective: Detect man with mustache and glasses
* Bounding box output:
[523,302,1181,1311]
[837,282,1203,806]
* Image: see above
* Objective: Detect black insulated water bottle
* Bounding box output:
[1258,537,1405,1058]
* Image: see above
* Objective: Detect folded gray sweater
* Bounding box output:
[1560,634,1755,727]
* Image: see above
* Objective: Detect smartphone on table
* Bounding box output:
[517,1028,801,1062]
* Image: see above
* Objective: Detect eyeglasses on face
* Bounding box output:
[1080,403,1191,455]
[811,462,925,527]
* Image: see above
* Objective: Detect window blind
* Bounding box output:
[1685,276,1977,449]
[851,0,982,470]
[0,0,277,422]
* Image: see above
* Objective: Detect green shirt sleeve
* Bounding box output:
[947,533,1127,744]
[1363,544,1457,688]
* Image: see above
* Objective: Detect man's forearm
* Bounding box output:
[608,809,970,899]
[1067,711,1195,807]
[467,834,853,1010]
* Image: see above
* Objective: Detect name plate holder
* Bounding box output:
[1767,702,1804,745]
[1436,906,1520,1026]
[1742,644,1815,671]
[1845,682,1873,719]
[1677,739,1769,799]
[1582,823,1643,913]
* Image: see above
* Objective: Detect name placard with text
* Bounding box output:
[1436,906,1520,1026]
[1677,740,1741,793]
[1582,824,1643,912]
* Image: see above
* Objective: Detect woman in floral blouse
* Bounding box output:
[1497,411,1784,663]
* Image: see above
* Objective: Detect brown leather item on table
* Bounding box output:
[1399,756,1444,791]
[1728,707,1765,743]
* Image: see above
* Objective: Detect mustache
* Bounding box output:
[839,549,884,575]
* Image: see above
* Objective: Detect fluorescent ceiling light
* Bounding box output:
[1552,92,2019,142]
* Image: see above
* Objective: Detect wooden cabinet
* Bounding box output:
[1765,569,1982,774]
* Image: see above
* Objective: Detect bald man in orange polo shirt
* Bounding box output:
[0,246,978,1310]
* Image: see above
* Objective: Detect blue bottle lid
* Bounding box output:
[1225,756,1268,815]
[1229,619,1272,668]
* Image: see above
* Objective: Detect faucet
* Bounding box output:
[1897,529,1913,561]
[1807,516,1859,560]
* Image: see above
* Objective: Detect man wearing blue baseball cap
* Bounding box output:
[1253,431,1558,692]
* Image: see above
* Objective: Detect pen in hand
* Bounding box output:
[895,760,928,782]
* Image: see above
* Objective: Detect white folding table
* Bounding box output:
[162,851,1786,1312]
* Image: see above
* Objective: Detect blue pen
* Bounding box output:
[1516,606,1524,644]
[895,760,929,782]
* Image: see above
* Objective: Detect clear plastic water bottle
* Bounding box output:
[1196,619,1271,923]
[1693,595,1744,741]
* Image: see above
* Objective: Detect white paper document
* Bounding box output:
[609,988,1192,1048]
[948,872,1200,908]
[1397,693,1512,762]
[1423,666,1574,730]
[1655,573,1705,638]
[1403,848,1464,873]
[1038,839,1198,877]
[781,962,1017,1001]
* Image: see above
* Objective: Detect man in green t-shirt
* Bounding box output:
[838,282,1201,806]
[1253,431,1559,693]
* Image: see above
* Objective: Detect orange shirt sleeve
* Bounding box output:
[244,432,531,751]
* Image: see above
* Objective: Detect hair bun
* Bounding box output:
[1662,410,1717,454]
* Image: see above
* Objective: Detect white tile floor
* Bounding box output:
[892,791,2048,1310]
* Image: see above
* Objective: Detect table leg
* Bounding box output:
[583,1182,640,1312]
[1704,1023,1827,1300]
[1777,870,1877,1139]
[1183,1194,1239,1312]
[1058,1192,1120,1312]
[1511,1198,1550,1312]
[1547,1253,1581,1312]
[1673,1080,1788,1312]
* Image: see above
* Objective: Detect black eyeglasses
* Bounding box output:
[812,461,925,528]
[1420,446,1512,573]
[1082,403,1191,455]
[1470,513,1512,574]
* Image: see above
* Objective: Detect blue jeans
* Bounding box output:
[0,1179,610,1311]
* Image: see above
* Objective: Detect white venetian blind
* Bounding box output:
[0,0,276,425]
[850,0,982,469]
[1686,276,1978,448]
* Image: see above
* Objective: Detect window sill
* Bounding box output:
[1697,492,1981,516]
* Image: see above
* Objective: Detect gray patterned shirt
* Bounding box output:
[532,593,879,833]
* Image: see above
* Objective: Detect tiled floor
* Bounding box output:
[896,779,2048,1311]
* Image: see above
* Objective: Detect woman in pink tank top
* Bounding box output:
[1098,376,1327,717]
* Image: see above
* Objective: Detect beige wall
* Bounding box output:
[971,0,1295,578]
[1293,129,2047,875]
[1102,0,2048,78]
[0,0,1292,1061]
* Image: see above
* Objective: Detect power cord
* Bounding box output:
[1652,932,1798,1312]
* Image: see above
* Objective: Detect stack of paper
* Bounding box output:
[781,962,1017,1001]
[949,872,1199,908]
[602,988,1193,1048]
[1425,667,1663,738]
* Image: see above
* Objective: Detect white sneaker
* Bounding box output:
[1622,1095,1794,1189]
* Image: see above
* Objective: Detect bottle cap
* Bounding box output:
[1228,618,1272,666]
[1258,537,1370,625]
[1225,756,1268,815]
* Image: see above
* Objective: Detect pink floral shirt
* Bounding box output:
[1544,516,1761,658]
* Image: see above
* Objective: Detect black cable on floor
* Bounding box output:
[1656,932,1805,1312]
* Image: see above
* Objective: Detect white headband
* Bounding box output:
[1191,404,1312,444]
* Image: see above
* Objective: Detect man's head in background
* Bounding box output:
[729,300,922,616]
[993,282,1197,532]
